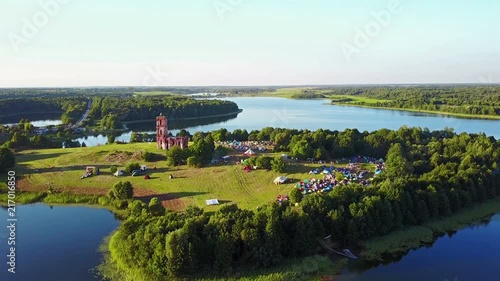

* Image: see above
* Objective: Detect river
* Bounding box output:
[72,97,500,146]
[0,204,119,281]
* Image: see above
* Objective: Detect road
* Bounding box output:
[76,99,92,126]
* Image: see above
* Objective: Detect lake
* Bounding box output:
[1,205,498,281]
[74,97,500,146]
[338,214,500,281]
[0,204,119,281]
[2,120,63,127]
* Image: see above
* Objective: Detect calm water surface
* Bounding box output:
[0,204,119,281]
[75,97,500,146]
[338,214,500,281]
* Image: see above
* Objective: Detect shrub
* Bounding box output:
[148,197,165,216]
[289,187,303,204]
[110,165,118,174]
[187,156,201,168]
[110,181,134,200]
[125,162,140,173]
[271,156,286,173]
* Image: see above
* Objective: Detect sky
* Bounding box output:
[0,0,499,87]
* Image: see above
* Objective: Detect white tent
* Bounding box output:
[206,199,220,206]
[114,170,125,177]
[141,165,148,171]
[244,149,256,155]
[273,176,288,185]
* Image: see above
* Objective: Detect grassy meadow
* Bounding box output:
[10,143,374,211]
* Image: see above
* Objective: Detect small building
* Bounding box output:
[156,114,188,150]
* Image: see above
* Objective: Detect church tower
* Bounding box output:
[156,114,168,149]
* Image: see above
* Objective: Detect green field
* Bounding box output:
[12,143,374,211]
[329,95,387,104]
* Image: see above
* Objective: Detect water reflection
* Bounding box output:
[340,213,500,281]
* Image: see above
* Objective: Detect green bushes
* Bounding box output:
[109,181,134,200]
[124,162,140,173]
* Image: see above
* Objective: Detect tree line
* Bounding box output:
[88,96,239,129]
[325,85,500,116]
[108,126,500,280]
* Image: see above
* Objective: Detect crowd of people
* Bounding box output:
[217,140,273,152]
[297,158,386,195]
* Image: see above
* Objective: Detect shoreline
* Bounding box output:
[3,190,500,280]
[121,109,243,127]
[331,102,500,120]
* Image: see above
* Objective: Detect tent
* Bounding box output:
[206,199,219,206]
[244,149,256,156]
[114,170,125,177]
[141,165,148,171]
[273,176,288,185]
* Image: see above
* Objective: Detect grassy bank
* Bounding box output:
[361,197,500,261]
[331,102,500,120]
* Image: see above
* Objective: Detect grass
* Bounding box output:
[360,197,500,262]
[11,143,373,211]
[329,95,387,104]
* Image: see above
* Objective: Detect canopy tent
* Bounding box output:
[206,199,219,206]
[244,149,256,156]
[273,176,288,185]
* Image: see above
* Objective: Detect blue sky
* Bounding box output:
[0,0,499,87]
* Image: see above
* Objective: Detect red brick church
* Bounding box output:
[156,114,188,150]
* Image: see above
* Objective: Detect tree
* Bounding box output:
[110,181,134,200]
[256,156,272,170]
[187,156,201,168]
[166,145,184,166]
[110,165,118,174]
[289,188,303,204]
[385,143,413,178]
[124,162,140,173]
[166,229,189,277]
[271,156,286,173]
[0,147,15,173]
[148,197,165,216]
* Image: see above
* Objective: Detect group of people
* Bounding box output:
[276,194,290,204]
[218,140,273,152]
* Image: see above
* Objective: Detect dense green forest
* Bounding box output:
[325,85,500,116]
[0,97,88,124]
[89,96,240,129]
[0,89,240,131]
[108,126,500,280]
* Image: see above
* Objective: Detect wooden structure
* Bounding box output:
[156,114,188,150]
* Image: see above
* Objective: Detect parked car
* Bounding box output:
[132,170,144,176]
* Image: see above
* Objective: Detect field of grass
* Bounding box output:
[11,143,373,211]
[329,95,388,104]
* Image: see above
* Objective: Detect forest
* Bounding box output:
[325,85,500,116]
[88,96,240,129]
[108,126,500,280]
